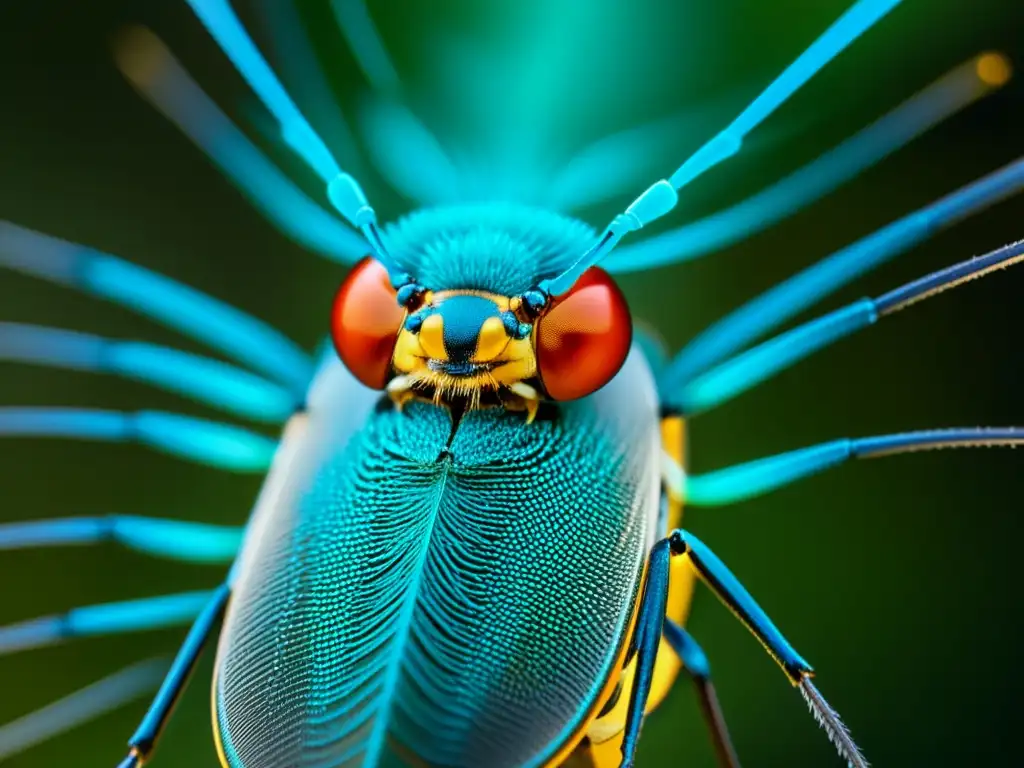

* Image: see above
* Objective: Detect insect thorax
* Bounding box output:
[384,203,596,296]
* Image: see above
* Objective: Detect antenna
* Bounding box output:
[540,0,904,299]
[184,0,403,280]
[326,174,403,279]
[604,51,1013,272]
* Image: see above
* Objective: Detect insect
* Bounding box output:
[0,0,1021,766]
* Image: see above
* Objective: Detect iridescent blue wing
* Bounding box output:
[214,350,661,768]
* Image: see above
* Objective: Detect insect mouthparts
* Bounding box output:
[427,360,495,376]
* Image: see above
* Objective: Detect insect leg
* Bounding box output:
[661,155,1024,389]
[115,585,230,768]
[0,591,215,656]
[618,540,671,768]
[330,0,399,94]
[673,237,1024,414]
[0,657,168,762]
[0,322,296,424]
[670,530,867,768]
[669,427,1024,507]
[112,27,368,266]
[0,516,242,564]
[604,53,1011,273]
[662,620,740,768]
[358,98,462,207]
[330,0,461,206]
[0,408,276,472]
[0,222,313,392]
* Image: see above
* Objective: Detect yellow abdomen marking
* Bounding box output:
[574,416,695,767]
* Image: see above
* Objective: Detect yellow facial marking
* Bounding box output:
[418,313,447,361]
[474,316,510,362]
[389,289,539,414]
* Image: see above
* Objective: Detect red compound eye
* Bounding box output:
[535,267,632,401]
[330,257,405,389]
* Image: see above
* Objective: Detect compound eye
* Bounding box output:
[330,257,405,389]
[534,267,632,401]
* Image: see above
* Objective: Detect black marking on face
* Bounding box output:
[438,295,502,363]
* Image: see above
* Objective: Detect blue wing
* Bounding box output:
[214,349,661,768]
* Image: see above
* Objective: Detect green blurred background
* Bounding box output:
[1,0,1022,765]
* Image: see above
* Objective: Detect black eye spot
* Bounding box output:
[500,311,530,339]
[405,313,424,333]
[396,282,427,309]
[520,289,549,319]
